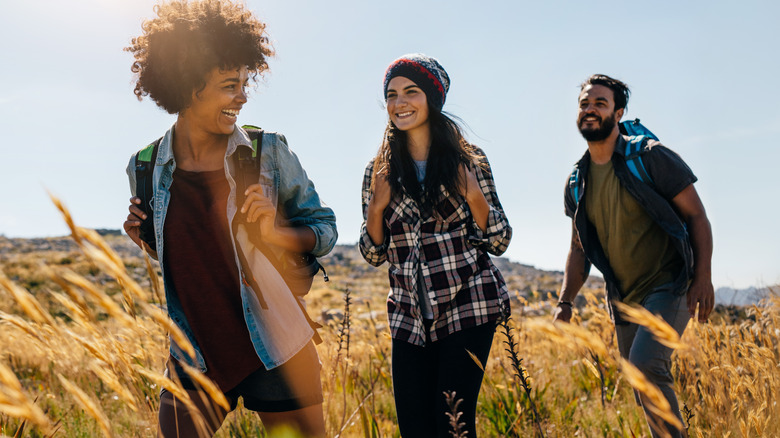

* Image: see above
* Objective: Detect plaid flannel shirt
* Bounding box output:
[359,146,512,346]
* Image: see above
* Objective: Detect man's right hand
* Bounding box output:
[552,303,573,324]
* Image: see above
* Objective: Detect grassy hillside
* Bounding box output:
[0,216,778,437]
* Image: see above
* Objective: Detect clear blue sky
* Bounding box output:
[1,0,778,289]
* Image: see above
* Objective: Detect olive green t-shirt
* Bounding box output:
[585,159,683,304]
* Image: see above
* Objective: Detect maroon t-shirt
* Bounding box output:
[164,167,262,391]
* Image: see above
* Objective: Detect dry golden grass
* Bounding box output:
[613,301,687,350]
[0,199,778,437]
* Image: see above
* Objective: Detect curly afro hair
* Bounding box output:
[126,0,274,114]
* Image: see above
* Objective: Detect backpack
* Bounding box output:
[133,125,328,300]
[569,118,658,206]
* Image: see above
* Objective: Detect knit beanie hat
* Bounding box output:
[383,53,450,111]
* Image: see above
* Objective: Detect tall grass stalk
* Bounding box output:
[499,317,545,438]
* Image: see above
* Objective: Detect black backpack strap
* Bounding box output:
[235,131,327,280]
[233,127,324,343]
[135,138,162,249]
[233,127,264,212]
[230,127,267,307]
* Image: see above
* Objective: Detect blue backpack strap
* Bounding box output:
[624,136,654,186]
[569,167,582,207]
[620,118,656,187]
[620,118,659,140]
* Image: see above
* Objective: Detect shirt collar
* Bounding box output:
[613,135,629,157]
[226,125,254,157]
[155,123,253,164]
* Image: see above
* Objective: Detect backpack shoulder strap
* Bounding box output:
[620,118,659,140]
[569,166,582,207]
[134,138,161,196]
[233,126,264,209]
[242,124,264,158]
[135,138,162,248]
[620,118,657,187]
[232,126,326,340]
[624,136,654,187]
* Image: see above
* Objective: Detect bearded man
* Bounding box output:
[553,74,713,438]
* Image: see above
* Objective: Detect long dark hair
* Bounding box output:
[373,106,486,215]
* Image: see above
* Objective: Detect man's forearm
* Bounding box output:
[560,246,589,302]
[687,213,713,283]
[560,224,591,302]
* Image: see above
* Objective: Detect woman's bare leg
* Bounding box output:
[258,403,326,438]
[158,388,229,438]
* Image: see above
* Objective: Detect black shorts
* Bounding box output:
[164,341,323,413]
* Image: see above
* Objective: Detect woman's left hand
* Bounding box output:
[241,184,277,238]
[458,163,481,201]
[458,162,490,232]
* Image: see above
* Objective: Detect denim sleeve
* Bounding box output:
[358,160,388,266]
[126,155,137,197]
[272,134,338,257]
[467,146,512,256]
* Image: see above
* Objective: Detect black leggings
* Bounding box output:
[391,322,496,438]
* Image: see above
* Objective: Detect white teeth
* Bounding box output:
[397,112,413,117]
[222,109,239,116]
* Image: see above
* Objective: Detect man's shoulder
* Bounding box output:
[632,138,697,200]
[639,140,690,168]
[642,138,669,154]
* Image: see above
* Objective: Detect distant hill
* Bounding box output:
[4,231,773,308]
[320,242,606,299]
[715,286,777,306]
[0,231,603,301]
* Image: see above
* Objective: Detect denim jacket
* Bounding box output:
[126,124,337,370]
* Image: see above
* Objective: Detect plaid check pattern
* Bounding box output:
[359,146,512,346]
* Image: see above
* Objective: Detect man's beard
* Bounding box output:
[578,112,617,142]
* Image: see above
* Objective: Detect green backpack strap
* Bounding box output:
[242,124,263,157]
[134,137,162,249]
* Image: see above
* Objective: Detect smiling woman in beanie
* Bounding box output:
[359,53,513,437]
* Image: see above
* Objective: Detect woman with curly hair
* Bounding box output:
[122,1,335,436]
[359,54,512,437]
